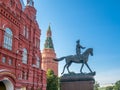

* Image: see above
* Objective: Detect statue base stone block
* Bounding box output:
[60,73,95,90]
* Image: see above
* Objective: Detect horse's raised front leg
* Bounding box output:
[61,64,67,74]
[85,63,92,73]
[80,63,84,73]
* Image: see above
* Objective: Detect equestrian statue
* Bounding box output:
[54,40,95,75]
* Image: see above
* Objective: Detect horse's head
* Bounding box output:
[82,48,93,57]
[88,48,93,56]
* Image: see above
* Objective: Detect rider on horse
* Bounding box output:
[76,40,86,58]
[53,40,94,74]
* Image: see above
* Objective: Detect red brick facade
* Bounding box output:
[0,0,46,90]
[42,49,58,76]
[42,26,58,76]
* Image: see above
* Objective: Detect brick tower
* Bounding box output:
[42,25,58,76]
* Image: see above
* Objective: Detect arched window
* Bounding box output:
[22,48,28,64]
[4,28,13,50]
[36,56,40,68]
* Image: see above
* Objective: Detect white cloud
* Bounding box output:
[95,69,120,86]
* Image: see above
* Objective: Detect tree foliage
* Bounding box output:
[94,81,100,90]
[96,80,120,90]
[106,86,113,90]
[113,80,120,90]
[47,69,58,90]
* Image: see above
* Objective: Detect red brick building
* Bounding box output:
[42,25,58,76]
[0,0,46,90]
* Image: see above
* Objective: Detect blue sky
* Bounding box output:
[23,0,120,86]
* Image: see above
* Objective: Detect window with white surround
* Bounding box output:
[8,58,12,65]
[26,29,29,39]
[23,26,26,36]
[35,38,40,48]
[22,48,28,64]
[36,56,40,68]
[4,28,13,50]
[2,57,6,63]
[23,26,29,39]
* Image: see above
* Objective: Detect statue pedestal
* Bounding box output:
[60,73,95,90]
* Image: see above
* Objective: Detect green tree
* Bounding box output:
[47,69,58,90]
[94,81,100,90]
[113,80,120,90]
[106,86,113,90]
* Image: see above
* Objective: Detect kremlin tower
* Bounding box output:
[42,25,58,76]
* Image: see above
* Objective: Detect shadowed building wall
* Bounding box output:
[60,74,95,90]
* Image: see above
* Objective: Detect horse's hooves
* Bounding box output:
[80,72,83,74]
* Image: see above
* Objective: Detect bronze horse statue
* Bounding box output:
[54,48,93,74]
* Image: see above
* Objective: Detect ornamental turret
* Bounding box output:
[23,0,36,21]
[27,0,34,7]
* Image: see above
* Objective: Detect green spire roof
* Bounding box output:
[44,25,54,50]
[47,25,52,37]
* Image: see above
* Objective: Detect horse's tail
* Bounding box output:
[53,57,66,62]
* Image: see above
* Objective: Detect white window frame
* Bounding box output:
[22,48,28,64]
[4,28,13,50]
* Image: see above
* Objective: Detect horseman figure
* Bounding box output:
[76,40,86,58]
[54,40,95,75]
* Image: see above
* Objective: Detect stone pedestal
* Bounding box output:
[60,73,95,90]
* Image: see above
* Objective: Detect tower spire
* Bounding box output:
[44,25,54,50]
[42,25,58,76]
[47,24,52,37]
